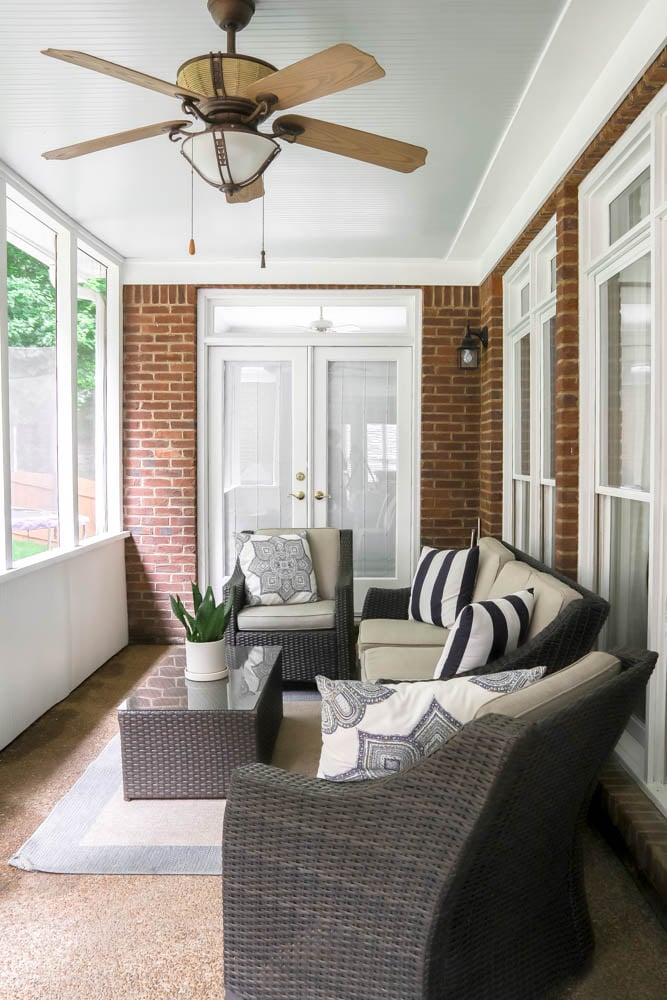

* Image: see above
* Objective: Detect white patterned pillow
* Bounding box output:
[239,532,319,606]
[434,589,535,679]
[408,545,479,627]
[316,667,546,782]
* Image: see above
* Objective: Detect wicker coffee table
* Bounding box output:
[117,645,282,799]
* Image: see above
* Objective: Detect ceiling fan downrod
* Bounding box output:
[207,0,256,52]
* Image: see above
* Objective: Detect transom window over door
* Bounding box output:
[198,290,421,615]
[503,218,557,562]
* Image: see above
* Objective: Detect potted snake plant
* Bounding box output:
[170,582,235,681]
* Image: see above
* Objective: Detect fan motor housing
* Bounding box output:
[208,0,256,32]
[177,52,276,100]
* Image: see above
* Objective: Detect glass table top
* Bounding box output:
[118,645,280,713]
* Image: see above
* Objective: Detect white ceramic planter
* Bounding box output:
[184,636,228,681]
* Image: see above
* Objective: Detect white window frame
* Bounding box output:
[503,217,557,560]
[579,85,667,816]
[0,161,123,578]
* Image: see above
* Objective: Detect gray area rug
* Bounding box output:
[9,698,322,876]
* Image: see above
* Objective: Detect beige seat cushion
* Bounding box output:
[237,599,335,631]
[361,645,442,682]
[474,651,621,722]
[486,562,581,638]
[358,618,449,656]
[256,527,340,600]
[472,537,516,602]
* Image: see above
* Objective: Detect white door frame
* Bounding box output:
[197,287,422,611]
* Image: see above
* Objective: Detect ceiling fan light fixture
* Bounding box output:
[180,125,280,191]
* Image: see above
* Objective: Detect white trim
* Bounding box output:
[121,257,479,287]
[476,0,667,280]
[0,530,130,583]
[502,217,557,558]
[0,160,122,266]
[56,227,78,550]
[0,180,9,570]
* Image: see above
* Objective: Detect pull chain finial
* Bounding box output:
[188,161,196,255]
[260,193,266,268]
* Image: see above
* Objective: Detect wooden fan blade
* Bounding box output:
[42,49,205,100]
[42,121,190,160]
[275,115,427,173]
[246,44,384,111]
[225,178,265,204]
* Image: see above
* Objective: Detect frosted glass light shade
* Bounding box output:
[181,128,279,189]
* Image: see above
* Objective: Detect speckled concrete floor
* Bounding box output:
[1,644,667,1000]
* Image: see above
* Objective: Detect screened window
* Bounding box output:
[7,200,59,562]
[1,177,120,573]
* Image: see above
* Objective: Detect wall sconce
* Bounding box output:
[457,323,489,370]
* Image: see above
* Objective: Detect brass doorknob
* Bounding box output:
[313,490,332,500]
[288,491,305,500]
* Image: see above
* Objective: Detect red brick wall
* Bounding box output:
[123,285,198,642]
[478,47,666,578]
[123,284,480,641]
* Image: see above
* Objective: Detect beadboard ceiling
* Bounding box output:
[0,0,662,270]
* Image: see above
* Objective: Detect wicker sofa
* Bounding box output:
[222,648,657,1000]
[359,536,610,682]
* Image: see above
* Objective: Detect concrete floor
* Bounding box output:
[2,644,667,1000]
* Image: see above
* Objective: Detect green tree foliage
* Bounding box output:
[7,242,106,405]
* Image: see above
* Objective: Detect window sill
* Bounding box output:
[0,531,131,583]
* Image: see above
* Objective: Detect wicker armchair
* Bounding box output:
[361,540,610,677]
[223,528,355,683]
[222,649,656,1000]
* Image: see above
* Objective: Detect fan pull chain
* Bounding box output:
[260,193,266,268]
[188,161,196,256]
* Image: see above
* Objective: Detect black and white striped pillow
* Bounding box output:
[409,546,479,628]
[434,588,535,679]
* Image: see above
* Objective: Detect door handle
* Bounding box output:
[288,491,305,500]
[313,490,331,500]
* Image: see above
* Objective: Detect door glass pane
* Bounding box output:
[223,361,292,573]
[514,335,531,476]
[600,254,651,491]
[609,167,650,244]
[327,360,397,577]
[542,316,556,481]
[7,200,59,562]
[77,248,107,540]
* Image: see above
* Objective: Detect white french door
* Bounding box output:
[204,343,415,614]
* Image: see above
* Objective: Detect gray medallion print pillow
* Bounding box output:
[316,667,547,781]
[239,533,319,606]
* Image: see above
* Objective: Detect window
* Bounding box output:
[0,174,121,571]
[77,249,108,540]
[579,93,667,812]
[503,218,557,561]
[6,201,59,561]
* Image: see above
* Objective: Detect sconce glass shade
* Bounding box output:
[180,127,280,191]
[457,335,481,369]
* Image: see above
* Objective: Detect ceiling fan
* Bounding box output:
[41,0,428,205]
[300,307,361,334]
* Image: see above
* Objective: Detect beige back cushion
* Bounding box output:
[487,561,581,637]
[474,651,621,722]
[472,537,516,601]
[258,527,340,600]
